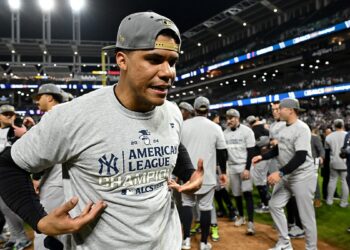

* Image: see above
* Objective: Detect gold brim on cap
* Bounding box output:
[154,41,180,52]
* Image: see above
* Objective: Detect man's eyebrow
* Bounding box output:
[144,52,179,61]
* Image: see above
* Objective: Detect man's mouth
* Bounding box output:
[149,85,171,94]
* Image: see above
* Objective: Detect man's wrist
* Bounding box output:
[279,170,284,177]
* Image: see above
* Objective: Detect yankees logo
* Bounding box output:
[98,153,119,175]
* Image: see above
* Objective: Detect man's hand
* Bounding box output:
[319,157,324,165]
[270,139,278,146]
[23,117,36,127]
[33,180,40,195]
[12,124,27,138]
[219,174,227,186]
[240,170,250,180]
[267,172,281,185]
[168,159,204,195]
[251,155,262,166]
[37,197,107,236]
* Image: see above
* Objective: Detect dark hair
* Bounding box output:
[157,29,180,44]
[51,94,63,104]
[334,120,344,129]
[196,109,209,116]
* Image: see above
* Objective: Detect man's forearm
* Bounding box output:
[0,147,46,232]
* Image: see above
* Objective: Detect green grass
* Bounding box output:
[249,176,350,250]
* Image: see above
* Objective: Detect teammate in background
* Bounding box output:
[246,115,271,213]
[252,98,317,250]
[340,128,350,192]
[210,111,237,221]
[210,110,237,241]
[268,102,285,173]
[209,111,222,128]
[0,11,204,250]
[181,96,227,250]
[0,105,32,250]
[321,126,334,200]
[224,109,256,235]
[179,102,194,121]
[340,129,350,232]
[325,119,349,208]
[270,102,304,239]
[190,110,235,242]
[32,84,69,249]
[173,102,194,227]
[309,125,325,208]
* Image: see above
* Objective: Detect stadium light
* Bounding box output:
[8,0,21,10]
[69,0,85,12]
[38,0,54,12]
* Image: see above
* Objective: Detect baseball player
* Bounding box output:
[325,119,349,207]
[179,102,194,121]
[310,125,325,208]
[270,102,304,238]
[174,101,194,224]
[224,109,256,235]
[32,83,69,249]
[246,115,271,213]
[340,130,350,233]
[0,11,204,250]
[252,98,317,250]
[180,96,227,250]
[0,105,32,250]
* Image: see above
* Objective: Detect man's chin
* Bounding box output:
[149,96,166,107]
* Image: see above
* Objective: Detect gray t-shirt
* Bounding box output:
[269,120,285,139]
[325,131,347,170]
[224,124,255,174]
[181,116,226,193]
[11,86,183,250]
[268,121,285,171]
[273,119,314,181]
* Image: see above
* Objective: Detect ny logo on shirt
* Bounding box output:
[98,154,119,175]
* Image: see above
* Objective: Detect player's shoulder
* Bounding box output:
[295,119,309,129]
[240,124,253,133]
[162,100,183,121]
[47,86,116,126]
[55,86,112,110]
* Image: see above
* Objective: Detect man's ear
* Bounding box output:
[116,51,128,71]
[47,95,54,102]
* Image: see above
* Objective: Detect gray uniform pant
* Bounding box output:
[34,185,70,250]
[251,161,268,186]
[0,196,28,243]
[326,169,349,207]
[269,173,317,250]
[193,202,217,225]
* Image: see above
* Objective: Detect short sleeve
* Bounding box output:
[215,126,227,150]
[295,125,312,152]
[11,107,71,173]
[246,128,256,148]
